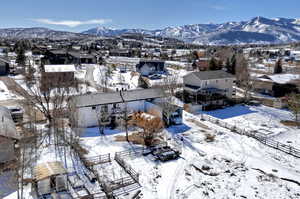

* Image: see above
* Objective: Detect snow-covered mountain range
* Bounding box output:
[82,16,300,45]
[1,17,300,45]
[0,27,88,40]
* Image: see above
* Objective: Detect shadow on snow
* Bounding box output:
[166,124,191,135]
[81,127,123,137]
[198,105,258,119]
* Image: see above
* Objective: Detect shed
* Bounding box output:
[34,161,67,196]
[34,161,67,181]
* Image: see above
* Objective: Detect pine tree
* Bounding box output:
[16,47,26,67]
[274,59,283,74]
[230,54,237,74]
[225,57,231,72]
[209,57,218,70]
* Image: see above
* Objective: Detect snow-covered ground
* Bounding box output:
[0,80,19,101]
[93,65,140,91]
[77,107,300,199]
[4,103,300,199]
[200,105,300,148]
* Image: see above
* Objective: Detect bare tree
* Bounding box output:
[158,74,182,124]
[236,54,252,102]
[14,71,79,146]
[286,93,300,125]
[162,73,182,96]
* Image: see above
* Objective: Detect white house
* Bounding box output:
[183,70,236,111]
[69,88,166,128]
[183,70,236,98]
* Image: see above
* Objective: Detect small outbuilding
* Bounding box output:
[33,161,68,196]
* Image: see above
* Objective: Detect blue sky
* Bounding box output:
[1,0,300,32]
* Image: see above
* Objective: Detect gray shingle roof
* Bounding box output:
[71,92,121,108]
[121,88,165,102]
[71,88,165,108]
[185,70,235,80]
[0,106,19,140]
[49,49,67,55]
[68,51,95,59]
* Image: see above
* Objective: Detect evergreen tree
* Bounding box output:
[225,57,231,72]
[274,59,283,74]
[230,54,237,74]
[16,47,26,67]
[209,57,218,70]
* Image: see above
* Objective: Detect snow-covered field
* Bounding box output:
[201,105,300,148]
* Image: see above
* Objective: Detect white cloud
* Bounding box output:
[33,18,112,27]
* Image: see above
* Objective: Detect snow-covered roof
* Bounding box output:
[44,64,76,73]
[258,74,300,84]
[34,161,66,181]
[291,50,300,55]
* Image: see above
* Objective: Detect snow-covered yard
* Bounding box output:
[77,110,300,199]
[93,65,140,91]
[3,104,300,199]
[200,105,300,147]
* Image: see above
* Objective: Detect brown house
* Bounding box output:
[253,74,299,97]
[42,64,76,89]
[192,58,210,71]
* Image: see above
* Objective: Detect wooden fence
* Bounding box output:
[114,147,145,159]
[82,154,111,168]
[85,150,141,198]
[183,111,300,158]
[115,152,140,182]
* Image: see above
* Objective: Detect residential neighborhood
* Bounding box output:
[0,1,300,199]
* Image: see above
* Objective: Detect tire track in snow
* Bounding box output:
[167,158,187,199]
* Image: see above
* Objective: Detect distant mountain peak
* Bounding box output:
[86,16,300,45]
[1,16,300,45]
[0,27,90,40]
